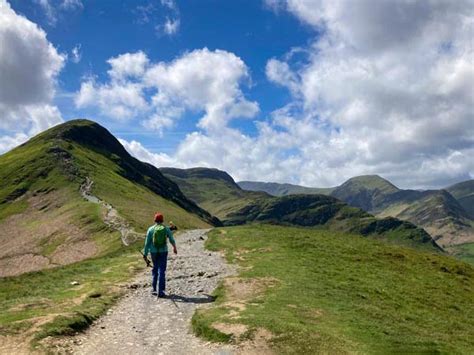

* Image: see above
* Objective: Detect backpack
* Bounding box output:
[152,224,167,248]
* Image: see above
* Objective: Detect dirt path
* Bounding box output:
[54,229,236,355]
[80,178,143,246]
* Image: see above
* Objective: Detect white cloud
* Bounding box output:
[0,0,64,154]
[266,58,300,95]
[107,51,149,81]
[34,0,83,25]
[258,0,474,188]
[162,17,180,35]
[61,0,82,10]
[120,0,473,189]
[160,0,177,11]
[75,48,258,131]
[70,44,81,63]
[119,138,178,167]
[75,79,147,120]
[0,132,29,154]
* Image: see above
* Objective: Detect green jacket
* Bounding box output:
[143,223,176,256]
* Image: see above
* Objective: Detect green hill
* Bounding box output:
[447,180,474,219]
[238,181,334,196]
[161,168,440,252]
[0,119,224,348]
[331,175,399,211]
[0,119,217,277]
[239,176,474,251]
[194,225,474,353]
[161,167,269,220]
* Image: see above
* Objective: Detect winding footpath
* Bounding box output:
[80,178,143,246]
[54,229,236,354]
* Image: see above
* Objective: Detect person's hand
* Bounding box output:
[173,246,178,255]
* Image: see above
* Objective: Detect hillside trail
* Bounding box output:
[51,229,237,354]
[80,177,143,246]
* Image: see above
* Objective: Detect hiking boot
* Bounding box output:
[158,292,167,298]
[151,290,158,296]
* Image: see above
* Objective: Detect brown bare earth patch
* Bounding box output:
[0,335,35,355]
[240,328,275,354]
[212,322,249,338]
[224,277,278,302]
[0,190,98,277]
[210,277,278,352]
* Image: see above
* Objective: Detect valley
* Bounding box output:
[0,120,472,353]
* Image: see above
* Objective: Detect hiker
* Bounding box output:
[169,221,178,231]
[143,212,177,297]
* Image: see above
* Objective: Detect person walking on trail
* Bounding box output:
[143,212,177,297]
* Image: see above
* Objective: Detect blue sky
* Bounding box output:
[9,0,311,151]
[1,0,473,189]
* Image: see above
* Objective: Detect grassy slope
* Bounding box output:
[194,225,474,354]
[447,180,474,219]
[162,168,440,252]
[0,120,212,348]
[161,167,269,220]
[239,177,474,251]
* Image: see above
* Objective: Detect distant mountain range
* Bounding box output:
[161,168,440,252]
[239,175,474,250]
[0,120,456,278]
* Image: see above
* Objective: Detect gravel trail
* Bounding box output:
[63,229,236,354]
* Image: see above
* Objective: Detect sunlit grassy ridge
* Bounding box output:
[194,225,474,353]
[0,119,215,349]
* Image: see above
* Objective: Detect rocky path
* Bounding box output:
[80,178,143,246]
[59,229,236,355]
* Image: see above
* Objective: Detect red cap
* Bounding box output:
[154,213,164,223]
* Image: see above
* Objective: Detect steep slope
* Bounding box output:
[330,175,400,211]
[0,119,217,276]
[447,180,474,219]
[161,167,269,220]
[382,190,473,247]
[238,181,334,196]
[239,176,474,249]
[161,168,440,251]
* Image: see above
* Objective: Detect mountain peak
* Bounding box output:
[341,175,399,193]
[32,119,128,158]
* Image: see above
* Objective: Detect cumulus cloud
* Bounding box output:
[75,48,258,131]
[0,0,64,154]
[256,0,474,188]
[121,0,473,189]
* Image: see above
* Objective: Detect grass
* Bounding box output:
[0,244,143,349]
[450,243,474,265]
[0,119,213,350]
[193,224,474,354]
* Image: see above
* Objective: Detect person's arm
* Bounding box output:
[143,228,152,257]
[167,227,177,254]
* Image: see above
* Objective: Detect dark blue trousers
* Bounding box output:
[151,252,168,294]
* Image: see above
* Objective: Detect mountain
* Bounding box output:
[447,180,474,219]
[331,175,400,211]
[239,175,474,250]
[162,167,440,251]
[161,167,270,220]
[0,119,218,277]
[238,181,334,196]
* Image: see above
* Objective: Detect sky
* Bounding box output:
[0,0,473,189]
